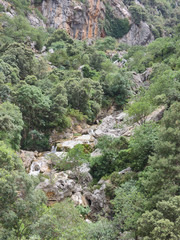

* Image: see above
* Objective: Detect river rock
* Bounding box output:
[119,167,132,175]
[29,155,52,176]
[57,134,95,150]
[71,192,84,206]
[91,149,102,157]
[37,172,76,202]
[146,105,166,122]
[83,183,107,214]
[20,150,36,171]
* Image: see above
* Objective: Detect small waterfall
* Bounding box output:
[29,161,42,176]
[51,145,57,153]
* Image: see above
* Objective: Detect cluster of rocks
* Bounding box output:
[20,150,108,215]
[36,163,108,216]
[20,100,165,218]
[56,134,96,151]
[91,105,165,139]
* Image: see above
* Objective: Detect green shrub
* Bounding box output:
[110,171,136,186]
[76,205,90,218]
[129,4,147,25]
[22,130,50,151]
[0,4,5,12]
[104,4,130,38]
[86,219,118,240]
[68,108,87,122]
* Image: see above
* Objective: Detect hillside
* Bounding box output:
[0,0,180,239]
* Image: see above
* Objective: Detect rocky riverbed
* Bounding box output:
[20,104,165,216]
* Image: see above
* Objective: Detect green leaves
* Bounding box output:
[0,102,23,150]
[0,142,46,239]
[104,4,130,38]
[138,196,180,239]
[112,181,147,238]
[139,102,180,207]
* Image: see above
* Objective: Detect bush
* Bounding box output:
[129,4,147,25]
[68,108,87,122]
[76,205,90,218]
[86,219,118,240]
[110,171,136,186]
[22,130,50,151]
[90,136,130,181]
[104,4,130,38]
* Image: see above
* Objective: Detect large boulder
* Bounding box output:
[36,172,76,204]
[20,150,37,171]
[57,134,95,150]
[119,22,154,46]
[29,155,52,176]
[146,106,166,122]
[37,164,93,205]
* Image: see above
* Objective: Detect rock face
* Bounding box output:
[40,0,105,40]
[34,0,154,45]
[2,0,154,44]
[57,134,96,150]
[93,105,166,139]
[36,163,107,214]
[0,0,46,28]
[119,22,154,46]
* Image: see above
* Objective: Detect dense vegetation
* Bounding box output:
[0,0,180,239]
[123,0,180,38]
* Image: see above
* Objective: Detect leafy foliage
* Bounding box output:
[104,4,130,38]
[0,102,23,150]
[138,196,180,239]
[139,102,180,208]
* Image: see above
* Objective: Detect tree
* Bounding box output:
[65,78,103,121]
[32,200,87,240]
[46,29,73,48]
[14,84,51,131]
[2,43,37,79]
[127,96,152,124]
[95,37,116,51]
[138,196,180,240]
[13,84,51,150]
[128,122,158,171]
[90,136,130,181]
[104,4,130,38]
[87,219,118,240]
[0,59,20,84]
[54,144,90,183]
[0,143,46,239]
[0,14,47,49]
[112,181,147,240]
[104,70,131,107]
[129,4,147,25]
[0,102,23,150]
[139,102,180,208]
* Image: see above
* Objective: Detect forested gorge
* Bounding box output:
[0,0,180,239]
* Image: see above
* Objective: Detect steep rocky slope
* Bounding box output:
[32,0,154,45]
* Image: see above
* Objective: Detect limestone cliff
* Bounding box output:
[33,0,154,45]
[39,0,105,40]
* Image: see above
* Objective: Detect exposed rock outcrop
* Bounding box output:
[36,163,107,214]
[0,0,46,28]
[57,134,96,151]
[1,0,155,45]
[93,105,166,139]
[119,22,154,46]
[40,0,105,40]
[20,150,38,171]
[33,0,154,45]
